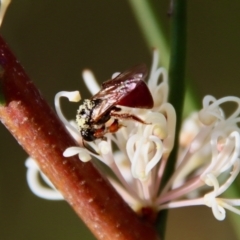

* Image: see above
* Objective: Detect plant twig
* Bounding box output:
[0,35,160,240]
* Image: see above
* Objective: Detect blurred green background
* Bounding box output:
[0,1,239,239]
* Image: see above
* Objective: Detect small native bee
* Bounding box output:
[76,64,154,142]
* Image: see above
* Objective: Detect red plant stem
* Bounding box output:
[0,36,160,240]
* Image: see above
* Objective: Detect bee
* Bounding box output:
[76,64,154,142]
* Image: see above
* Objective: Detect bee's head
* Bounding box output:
[81,128,96,142]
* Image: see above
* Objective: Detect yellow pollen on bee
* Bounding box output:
[76,118,89,129]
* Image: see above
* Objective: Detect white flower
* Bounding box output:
[25,50,240,221]
[45,50,176,211]
[25,157,63,200]
[0,0,11,27]
[157,96,240,220]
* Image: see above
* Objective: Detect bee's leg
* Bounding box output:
[93,126,106,138]
[107,119,121,133]
[82,139,99,155]
[81,134,108,155]
[110,112,150,125]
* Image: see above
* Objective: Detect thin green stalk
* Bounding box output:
[129,0,197,114]
[129,0,186,238]
[157,1,187,238]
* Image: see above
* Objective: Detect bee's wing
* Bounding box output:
[101,64,147,89]
[91,64,153,121]
[90,87,125,122]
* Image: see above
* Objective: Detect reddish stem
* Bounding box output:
[0,36,160,240]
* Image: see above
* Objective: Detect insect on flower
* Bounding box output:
[76,64,154,142]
